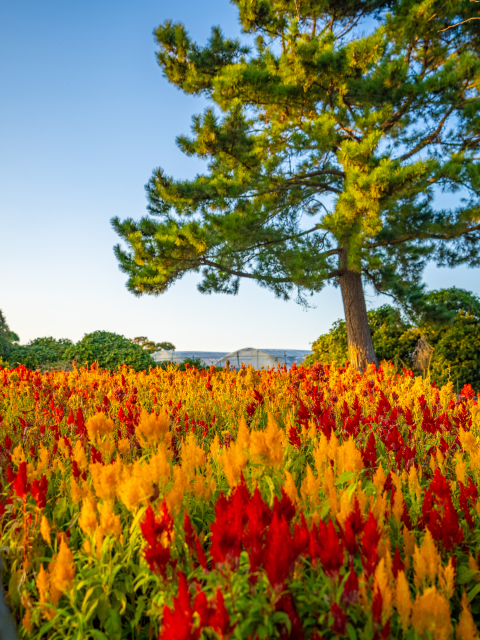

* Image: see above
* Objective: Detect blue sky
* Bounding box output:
[1,0,478,352]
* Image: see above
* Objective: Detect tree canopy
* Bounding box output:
[306,287,480,390]
[112,0,480,369]
[64,331,155,372]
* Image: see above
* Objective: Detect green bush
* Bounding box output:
[10,337,73,371]
[64,330,155,371]
[306,288,480,391]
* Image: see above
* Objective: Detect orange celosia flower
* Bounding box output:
[40,515,51,545]
[136,409,169,447]
[456,590,478,640]
[79,498,99,537]
[49,538,76,600]
[411,587,452,640]
[86,412,115,440]
[395,570,412,630]
[99,501,122,537]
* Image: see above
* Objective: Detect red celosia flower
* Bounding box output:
[361,433,377,469]
[342,566,359,605]
[372,588,383,625]
[13,461,30,501]
[161,572,196,640]
[392,545,404,578]
[360,511,381,577]
[330,603,347,636]
[422,469,464,550]
[461,384,475,400]
[276,594,304,640]
[4,434,12,450]
[242,487,272,574]
[140,502,175,576]
[160,575,231,640]
[263,512,298,589]
[312,520,344,578]
[31,475,48,509]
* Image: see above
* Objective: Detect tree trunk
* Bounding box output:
[338,256,378,371]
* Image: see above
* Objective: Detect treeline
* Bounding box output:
[0,315,175,372]
[306,288,480,391]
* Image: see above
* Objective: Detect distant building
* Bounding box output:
[152,347,312,370]
[214,348,311,370]
[152,350,228,368]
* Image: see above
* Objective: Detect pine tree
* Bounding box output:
[112,0,480,370]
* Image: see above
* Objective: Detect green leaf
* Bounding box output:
[105,609,122,640]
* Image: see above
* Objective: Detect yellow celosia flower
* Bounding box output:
[22,610,33,632]
[96,436,116,460]
[373,465,387,496]
[117,469,151,512]
[72,440,88,470]
[145,447,171,487]
[337,437,364,476]
[12,444,26,467]
[49,538,76,600]
[192,474,207,499]
[455,453,466,485]
[395,570,412,630]
[90,460,121,501]
[86,412,115,440]
[40,516,51,545]
[408,465,422,501]
[36,564,50,605]
[402,526,416,571]
[136,409,169,447]
[392,485,405,526]
[323,466,338,518]
[236,415,250,451]
[165,465,188,513]
[78,498,99,537]
[374,558,393,622]
[181,432,206,477]
[283,471,299,505]
[312,434,329,476]
[118,437,130,455]
[98,501,122,537]
[219,442,248,487]
[411,587,452,640]
[337,489,353,529]
[70,477,92,504]
[209,434,221,459]
[300,464,321,504]
[249,413,284,467]
[456,590,478,640]
[439,558,455,600]
[36,445,50,476]
[414,529,440,590]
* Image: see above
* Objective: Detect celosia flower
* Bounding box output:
[140,502,175,576]
[99,501,122,537]
[411,587,452,640]
[40,515,51,545]
[85,412,115,440]
[31,475,48,509]
[78,498,99,537]
[13,461,30,501]
[49,538,76,600]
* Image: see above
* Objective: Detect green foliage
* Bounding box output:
[0,309,19,364]
[65,331,155,372]
[112,0,480,327]
[132,336,176,353]
[307,288,480,390]
[10,337,73,371]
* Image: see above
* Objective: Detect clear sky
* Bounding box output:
[1,0,479,352]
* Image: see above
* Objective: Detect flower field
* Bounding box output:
[0,362,480,640]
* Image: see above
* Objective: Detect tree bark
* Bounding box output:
[338,252,378,371]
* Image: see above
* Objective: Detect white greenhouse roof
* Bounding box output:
[152,348,311,369]
[152,350,228,366]
[215,348,311,370]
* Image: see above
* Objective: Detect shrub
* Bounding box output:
[64,330,154,371]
